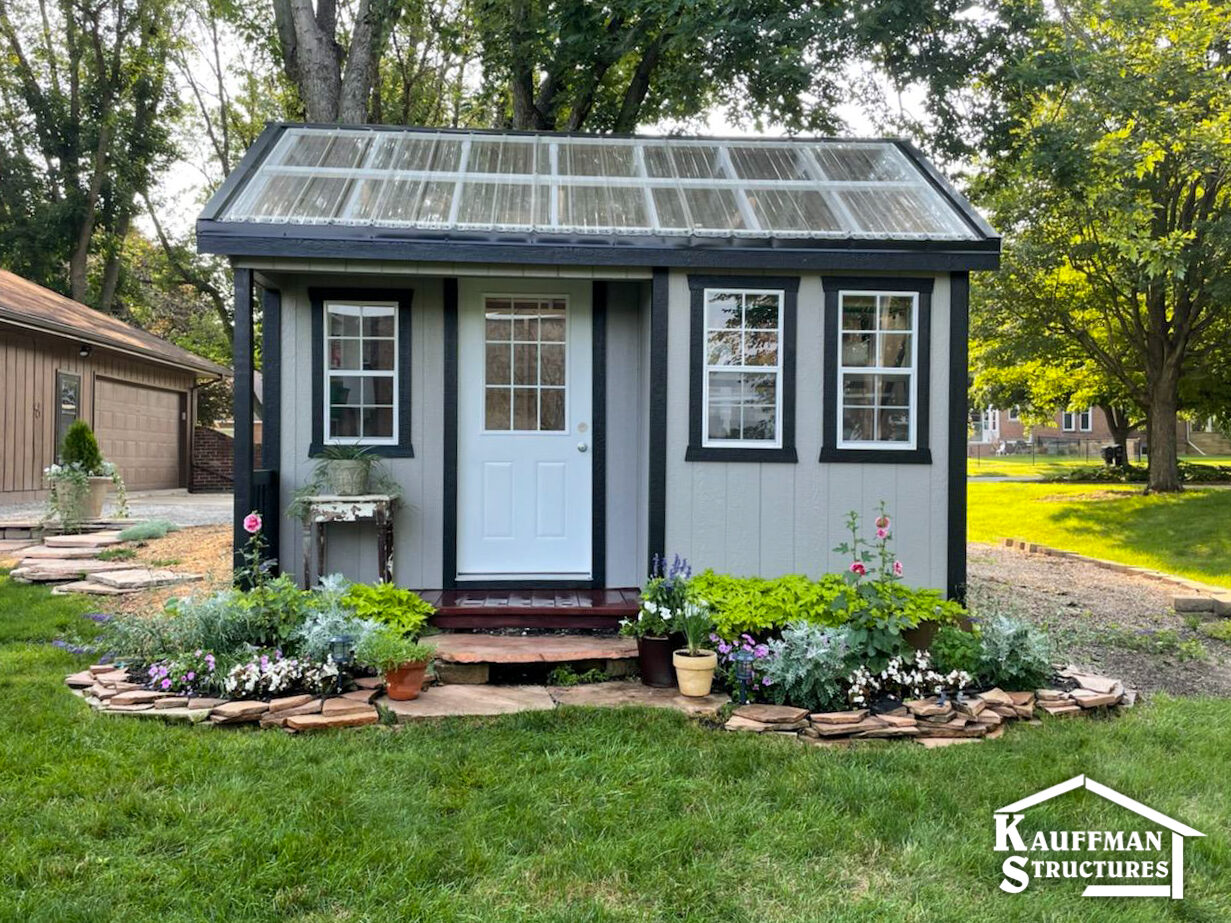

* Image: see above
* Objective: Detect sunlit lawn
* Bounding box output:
[968,482,1231,587]
[1,574,1230,921]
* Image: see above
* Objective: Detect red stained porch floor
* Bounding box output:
[419,587,641,630]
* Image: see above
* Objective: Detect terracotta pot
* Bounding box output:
[637,635,675,687]
[328,460,370,495]
[673,649,718,697]
[83,476,111,520]
[384,660,429,700]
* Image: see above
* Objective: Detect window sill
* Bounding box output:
[309,442,415,459]
[819,446,932,465]
[685,445,798,463]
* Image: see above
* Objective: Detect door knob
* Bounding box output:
[577,442,588,453]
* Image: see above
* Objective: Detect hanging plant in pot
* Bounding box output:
[620,554,691,688]
[356,625,435,701]
[673,601,718,697]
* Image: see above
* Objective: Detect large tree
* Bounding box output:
[972,0,1231,491]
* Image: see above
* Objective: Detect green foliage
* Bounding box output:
[100,590,259,662]
[760,622,851,713]
[1042,462,1231,484]
[60,421,104,473]
[621,554,693,638]
[96,548,136,562]
[118,520,180,541]
[693,571,849,637]
[546,665,610,687]
[1199,620,1231,643]
[976,614,1053,690]
[243,575,316,649]
[675,602,714,656]
[355,625,434,673]
[342,582,434,638]
[929,626,982,677]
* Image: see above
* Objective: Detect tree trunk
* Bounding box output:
[1145,379,1182,492]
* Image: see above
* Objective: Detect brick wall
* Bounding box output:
[190,427,262,492]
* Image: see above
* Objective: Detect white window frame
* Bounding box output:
[835,290,920,451]
[1007,406,1020,422]
[323,298,399,446]
[700,287,785,449]
[1061,407,1093,432]
[480,292,571,434]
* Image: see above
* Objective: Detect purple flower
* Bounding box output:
[754,644,769,658]
[718,642,731,655]
[186,671,195,681]
[762,677,772,686]
[85,612,112,623]
[160,678,171,690]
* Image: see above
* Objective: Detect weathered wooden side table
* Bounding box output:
[301,495,397,587]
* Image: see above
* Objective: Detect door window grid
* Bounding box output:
[325,301,397,442]
[484,297,567,432]
[701,288,783,447]
[54,371,81,461]
[837,291,917,448]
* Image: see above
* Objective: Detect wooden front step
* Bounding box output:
[420,587,640,630]
[427,632,640,685]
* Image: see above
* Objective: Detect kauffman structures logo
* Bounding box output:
[994,774,1204,898]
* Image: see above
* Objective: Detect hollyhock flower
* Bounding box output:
[893,560,904,577]
[849,561,867,576]
[243,511,262,534]
[876,527,888,539]
[875,515,891,530]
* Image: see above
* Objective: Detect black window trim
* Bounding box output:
[685,274,799,463]
[820,275,933,465]
[310,287,414,458]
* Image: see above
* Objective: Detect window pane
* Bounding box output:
[843,374,875,406]
[540,389,565,431]
[363,407,393,439]
[329,376,364,405]
[877,408,910,442]
[513,343,538,385]
[742,404,776,441]
[486,342,511,385]
[842,334,873,367]
[513,388,537,430]
[559,143,636,177]
[363,378,395,404]
[486,300,513,340]
[841,295,876,331]
[744,293,779,329]
[276,132,333,167]
[296,177,352,219]
[707,370,744,441]
[329,339,361,370]
[812,144,911,182]
[728,146,808,181]
[328,305,361,336]
[363,307,395,337]
[539,310,565,342]
[748,188,840,232]
[540,344,565,386]
[415,181,454,223]
[743,330,778,366]
[879,374,911,407]
[643,144,722,179]
[248,174,309,218]
[682,188,746,230]
[706,330,740,366]
[843,408,874,442]
[705,291,741,329]
[467,139,538,175]
[486,388,510,430]
[513,303,539,340]
[880,333,911,368]
[363,341,394,370]
[650,187,689,229]
[743,371,777,404]
[330,406,360,438]
[882,296,913,330]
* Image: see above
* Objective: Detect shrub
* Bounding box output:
[976,614,1053,689]
[355,625,435,673]
[292,609,382,662]
[692,571,849,637]
[760,622,851,713]
[342,582,434,637]
[244,574,316,648]
[118,520,180,541]
[144,650,221,696]
[99,590,258,661]
[60,420,104,473]
[929,625,982,676]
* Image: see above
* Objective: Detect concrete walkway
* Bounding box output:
[0,490,232,527]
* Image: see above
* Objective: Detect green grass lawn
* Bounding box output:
[968,482,1231,588]
[966,453,1231,480]
[2,577,1231,920]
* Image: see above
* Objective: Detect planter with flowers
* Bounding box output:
[672,600,718,697]
[621,553,692,687]
[44,420,127,530]
[356,625,435,700]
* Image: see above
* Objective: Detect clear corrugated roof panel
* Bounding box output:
[220,128,979,240]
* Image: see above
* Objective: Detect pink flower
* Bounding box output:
[875,515,891,530]
[875,527,888,539]
[849,561,867,576]
[893,560,903,577]
[243,511,262,534]
[160,678,171,690]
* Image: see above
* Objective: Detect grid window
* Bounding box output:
[483,297,567,432]
[837,291,917,447]
[325,301,397,442]
[54,371,81,461]
[702,289,783,446]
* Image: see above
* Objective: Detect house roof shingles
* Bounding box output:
[0,270,229,378]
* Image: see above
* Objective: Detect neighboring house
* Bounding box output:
[197,124,1000,617]
[969,405,1205,458]
[0,270,229,502]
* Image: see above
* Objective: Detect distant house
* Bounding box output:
[968,406,1216,458]
[0,270,229,501]
[198,124,1001,613]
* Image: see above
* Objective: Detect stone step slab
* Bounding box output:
[341,688,381,705]
[285,710,378,732]
[154,697,189,709]
[210,701,269,724]
[87,569,203,590]
[110,690,164,706]
[431,633,638,664]
[810,709,869,725]
[260,699,323,728]
[12,559,134,582]
[107,702,154,712]
[815,717,886,737]
[21,545,106,559]
[186,697,229,711]
[322,697,379,717]
[53,580,138,596]
[43,531,125,548]
[379,684,556,721]
[724,715,809,733]
[732,704,809,724]
[547,681,728,718]
[267,694,316,714]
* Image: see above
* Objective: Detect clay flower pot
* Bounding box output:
[384,660,430,700]
[673,649,718,697]
[328,460,370,495]
[83,476,112,520]
[637,636,675,687]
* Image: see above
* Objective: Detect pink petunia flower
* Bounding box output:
[160,678,171,690]
[243,511,262,534]
[875,527,888,539]
[893,560,903,577]
[849,561,867,576]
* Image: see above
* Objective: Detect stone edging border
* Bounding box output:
[997,538,1231,616]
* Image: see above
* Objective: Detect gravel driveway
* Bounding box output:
[968,542,1231,698]
[0,490,232,527]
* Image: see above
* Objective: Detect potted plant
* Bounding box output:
[620,554,691,688]
[356,625,435,700]
[319,444,376,495]
[44,421,127,529]
[673,601,718,697]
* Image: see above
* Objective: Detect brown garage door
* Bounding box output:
[95,379,183,490]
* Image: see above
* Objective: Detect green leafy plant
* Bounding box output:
[60,420,104,472]
[546,665,610,686]
[118,520,180,541]
[928,625,982,676]
[286,451,402,520]
[1199,620,1231,643]
[96,547,136,562]
[620,554,692,639]
[675,601,714,655]
[760,621,851,713]
[976,614,1053,689]
[342,582,434,638]
[355,625,434,673]
[692,571,850,637]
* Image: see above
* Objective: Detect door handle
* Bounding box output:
[577,442,588,453]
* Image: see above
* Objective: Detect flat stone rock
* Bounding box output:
[88,663,115,675]
[917,717,985,739]
[110,689,164,705]
[322,697,377,716]
[1036,689,1072,702]
[732,704,809,724]
[905,698,953,718]
[43,531,124,548]
[260,699,323,727]
[547,681,728,717]
[431,633,638,664]
[154,697,189,709]
[1007,691,1037,707]
[978,688,1015,706]
[955,698,986,718]
[64,670,96,688]
[815,717,886,737]
[105,705,213,723]
[878,713,918,728]
[53,580,137,596]
[918,736,982,749]
[12,559,134,582]
[89,684,118,700]
[210,700,269,723]
[353,676,384,690]
[341,688,380,704]
[810,709,869,725]
[267,694,315,713]
[855,724,920,738]
[186,697,228,711]
[724,715,776,733]
[1040,702,1082,716]
[107,702,154,712]
[380,684,557,721]
[1071,689,1120,708]
[21,545,105,559]
[1070,674,1120,695]
[286,710,378,731]
[88,568,203,590]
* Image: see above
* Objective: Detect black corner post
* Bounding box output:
[233,267,255,579]
[647,267,669,577]
[947,271,970,602]
[442,278,459,590]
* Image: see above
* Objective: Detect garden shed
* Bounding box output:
[197,124,1000,624]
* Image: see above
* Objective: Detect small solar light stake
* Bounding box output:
[734,649,756,705]
[328,635,353,693]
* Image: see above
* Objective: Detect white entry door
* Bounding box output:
[457,281,592,580]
